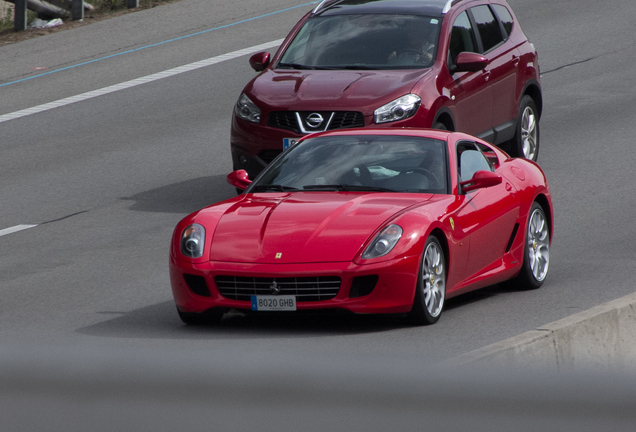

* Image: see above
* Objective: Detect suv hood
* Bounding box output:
[249,69,432,113]
[207,192,431,263]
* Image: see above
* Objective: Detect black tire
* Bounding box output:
[509,95,540,161]
[177,308,223,326]
[432,122,447,131]
[407,236,446,325]
[510,202,550,290]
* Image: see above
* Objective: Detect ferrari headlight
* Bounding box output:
[235,93,261,123]
[374,94,421,124]
[180,224,206,258]
[362,224,403,259]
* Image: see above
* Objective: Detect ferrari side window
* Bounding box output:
[475,142,497,169]
[457,142,491,182]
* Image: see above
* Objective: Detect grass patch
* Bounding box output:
[0,4,38,32]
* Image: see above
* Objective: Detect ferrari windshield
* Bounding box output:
[252,135,448,193]
[278,14,441,70]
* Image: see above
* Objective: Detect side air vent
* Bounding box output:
[505,223,520,253]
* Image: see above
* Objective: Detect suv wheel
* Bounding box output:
[510,95,540,161]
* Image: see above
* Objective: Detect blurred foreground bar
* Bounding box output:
[2,341,636,432]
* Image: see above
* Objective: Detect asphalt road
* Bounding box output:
[1,0,636,367]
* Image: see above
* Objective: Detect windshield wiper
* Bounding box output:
[338,65,378,70]
[278,63,333,70]
[251,184,299,192]
[302,184,394,192]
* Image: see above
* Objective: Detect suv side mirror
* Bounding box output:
[459,170,502,193]
[249,52,271,72]
[455,52,488,72]
[227,170,252,190]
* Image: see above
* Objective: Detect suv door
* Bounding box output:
[445,10,493,136]
[469,4,519,142]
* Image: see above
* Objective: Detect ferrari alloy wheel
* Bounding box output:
[407,236,446,325]
[510,95,540,161]
[514,202,550,290]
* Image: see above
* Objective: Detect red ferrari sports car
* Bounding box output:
[170,129,552,325]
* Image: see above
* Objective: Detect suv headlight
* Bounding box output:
[180,224,206,258]
[362,224,403,259]
[374,94,421,124]
[235,93,261,123]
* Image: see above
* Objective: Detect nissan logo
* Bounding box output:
[305,113,324,128]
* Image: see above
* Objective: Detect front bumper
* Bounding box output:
[170,255,420,315]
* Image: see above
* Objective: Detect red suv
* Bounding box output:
[231,0,542,179]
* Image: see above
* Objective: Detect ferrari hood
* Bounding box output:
[207,193,430,263]
[250,69,432,113]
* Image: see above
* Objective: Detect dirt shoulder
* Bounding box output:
[0,0,181,46]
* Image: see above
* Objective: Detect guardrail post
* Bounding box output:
[14,0,28,31]
[127,0,139,8]
[72,0,84,20]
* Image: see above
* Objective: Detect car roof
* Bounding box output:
[313,0,465,18]
[304,127,454,142]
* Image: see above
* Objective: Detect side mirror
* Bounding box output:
[227,170,252,190]
[459,170,502,193]
[249,52,270,72]
[455,52,488,72]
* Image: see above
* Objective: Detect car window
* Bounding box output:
[470,5,504,53]
[457,142,493,182]
[448,11,477,69]
[255,135,449,193]
[278,15,441,70]
[492,4,514,38]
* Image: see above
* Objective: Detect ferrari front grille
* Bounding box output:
[214,276,341,302]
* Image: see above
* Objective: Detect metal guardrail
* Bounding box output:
[13,0,141,31]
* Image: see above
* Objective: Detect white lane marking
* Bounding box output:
[0,39,284,125]
[0,225,38,237]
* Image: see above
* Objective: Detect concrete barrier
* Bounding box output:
[446,291,636,371]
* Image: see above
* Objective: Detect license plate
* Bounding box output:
[283,138,299,150]
[251,295,297,311]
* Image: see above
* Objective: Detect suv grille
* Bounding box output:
[215,276,341,302]
[268,111,364,133]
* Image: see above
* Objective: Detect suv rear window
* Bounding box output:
[492,4,514,38]
[470,5,504,52]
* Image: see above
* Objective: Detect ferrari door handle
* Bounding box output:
[512,55,520,67]
[506,183,512,191]
[482,70,491,81]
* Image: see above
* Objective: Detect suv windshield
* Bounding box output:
[279,14,441,70]
[252,135,449,194]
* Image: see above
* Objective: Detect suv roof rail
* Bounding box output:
[313,0,459,16]
[443,0,465,14]
[312,0,344,15]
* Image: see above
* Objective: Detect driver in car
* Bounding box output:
[388,22,434,65]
